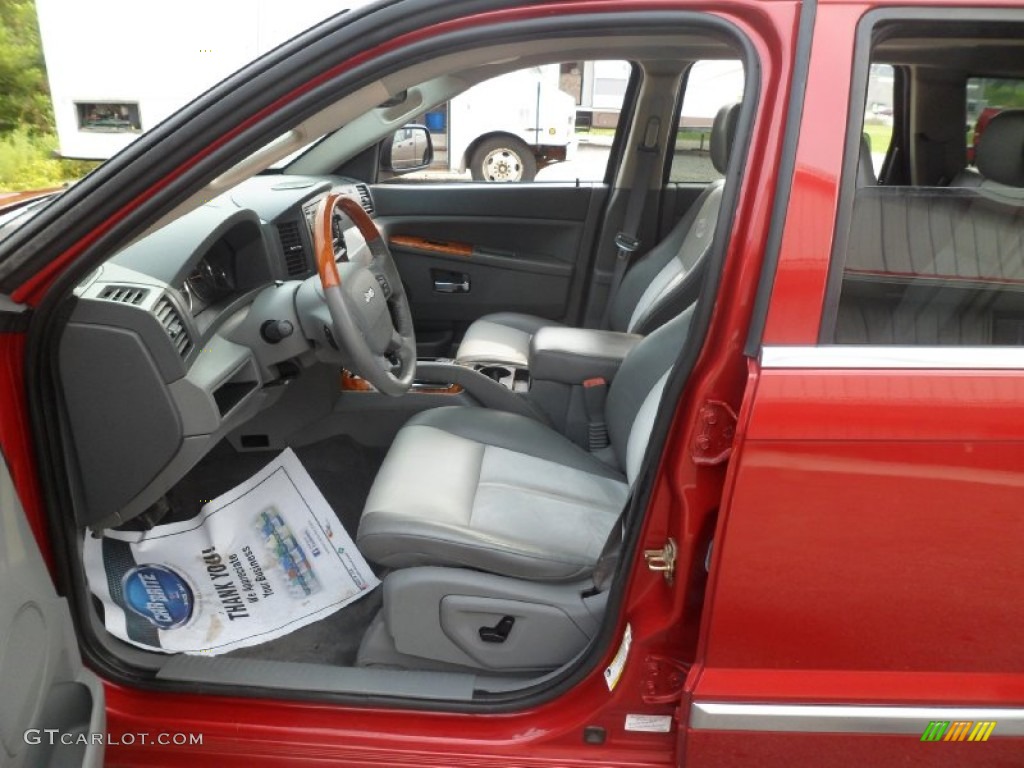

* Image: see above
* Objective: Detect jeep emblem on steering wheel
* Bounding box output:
[363,287,375,303]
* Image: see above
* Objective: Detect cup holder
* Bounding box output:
[478,365,512,382]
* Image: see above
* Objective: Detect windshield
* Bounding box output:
[0,193,61,243]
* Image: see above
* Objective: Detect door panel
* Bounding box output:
[373,183,605,354]
[0,455,104,768]
[689,364,1024,763]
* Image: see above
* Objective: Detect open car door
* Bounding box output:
[0,455,104,767]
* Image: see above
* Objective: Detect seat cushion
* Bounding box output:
[357,407,627,581]
[454,312,564,367]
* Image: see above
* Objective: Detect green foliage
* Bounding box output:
[862,123,893,153]
[0,129,97,190]
[0,0,53,136]
[0,1,95,190]
[982,80,1024,109]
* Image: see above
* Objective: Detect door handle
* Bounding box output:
[433,270,470,293]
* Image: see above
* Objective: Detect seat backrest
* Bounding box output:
[951,109,1024,196]
[605,103,739,336]
[605,305,695,483]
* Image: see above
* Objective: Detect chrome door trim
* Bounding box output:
[761,345,1024,370]
[691,701,1024,735]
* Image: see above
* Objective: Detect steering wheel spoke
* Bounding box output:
[313,192,416,396]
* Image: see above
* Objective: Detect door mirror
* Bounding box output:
[381,125,433,173]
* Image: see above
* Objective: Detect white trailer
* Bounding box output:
[36,0,577,182]
[446,64,578,182]
[36,0,358,159]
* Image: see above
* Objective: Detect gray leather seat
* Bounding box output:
[453,104,738,368]
[357,306,694,581]
[952,109,1024,197]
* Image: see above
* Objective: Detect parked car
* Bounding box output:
[2,0,1023,766]
[967,105,1002,165]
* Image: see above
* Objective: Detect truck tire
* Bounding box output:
[470,137,537,182]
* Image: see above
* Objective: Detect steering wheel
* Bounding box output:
[313,192,416,396]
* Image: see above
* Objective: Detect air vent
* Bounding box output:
[99,285,149,305]
[153,296,192,358]
[355,184,374,215]
[276,220,308,277]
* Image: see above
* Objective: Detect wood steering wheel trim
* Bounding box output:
[313,192,382,290]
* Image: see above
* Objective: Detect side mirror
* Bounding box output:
[381,125,433,173]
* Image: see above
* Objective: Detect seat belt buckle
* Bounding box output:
[613,232,640,255]
[582,377,610,451]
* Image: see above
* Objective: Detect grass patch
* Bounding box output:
[0,130,98,191]
[862,123,893,153]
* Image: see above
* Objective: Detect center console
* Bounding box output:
[466,363,530,393]
[340,327,642,451]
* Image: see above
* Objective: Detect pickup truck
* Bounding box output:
[1,0,1022,766]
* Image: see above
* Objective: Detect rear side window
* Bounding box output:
[825,20,1024,346]
[669,59,744,183]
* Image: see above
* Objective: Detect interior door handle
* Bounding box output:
[433,270,470,293]
[434,279,470,293]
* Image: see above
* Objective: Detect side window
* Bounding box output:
[827,21,1024,347]
[389,60,630,184]
[669,59,744,183]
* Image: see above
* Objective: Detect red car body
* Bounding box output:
[2,0,1023,765]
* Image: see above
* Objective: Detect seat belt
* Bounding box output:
[600,115,662,330]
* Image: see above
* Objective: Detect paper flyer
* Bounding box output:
[84,448,379,655]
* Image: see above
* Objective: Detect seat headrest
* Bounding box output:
[710,103,740,175]
[976,109,1024,187]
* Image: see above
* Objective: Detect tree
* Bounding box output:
[0,0,53,136]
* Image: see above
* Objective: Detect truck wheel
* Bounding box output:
[470,137,537,182]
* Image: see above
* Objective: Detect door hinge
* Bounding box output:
[641,654,690,705]
[644,537,677,584]
[692,400,738,466]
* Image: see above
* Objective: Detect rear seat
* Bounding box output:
[950,109,1024,199]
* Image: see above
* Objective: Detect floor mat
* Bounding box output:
[162,435,388,664]
[87,449,379,655]
[166,435,386,538]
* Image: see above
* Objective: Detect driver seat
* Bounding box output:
[356,306,693,580]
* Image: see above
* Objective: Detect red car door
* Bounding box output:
[685,1,1024,765]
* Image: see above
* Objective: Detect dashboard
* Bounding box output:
[61,174,375,530]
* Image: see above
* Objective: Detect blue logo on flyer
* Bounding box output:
[122,564,194,629]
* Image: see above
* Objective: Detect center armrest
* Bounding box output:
[529,327,642,385]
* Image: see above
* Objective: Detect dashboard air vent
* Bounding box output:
[355,184,374,215]
[99,285,149,305]
[153,296,192,358]
[277,220,308,277]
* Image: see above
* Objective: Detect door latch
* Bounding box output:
[644,538,677,584]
